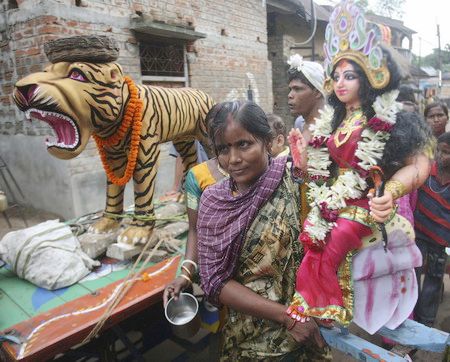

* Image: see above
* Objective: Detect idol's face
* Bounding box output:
[332,60,361,109]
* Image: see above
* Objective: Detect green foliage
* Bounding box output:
[374,0,405,19]
[422,47,450,70]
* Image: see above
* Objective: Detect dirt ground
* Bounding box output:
[1,207,449,361]
[0,204,63,239]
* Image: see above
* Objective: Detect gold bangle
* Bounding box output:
[179,274,192,284]
[385,180,407,200]
[181,265,192,277]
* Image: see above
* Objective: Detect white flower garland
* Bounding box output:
[304,90,402,246]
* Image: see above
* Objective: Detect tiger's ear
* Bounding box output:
[109,68,120,82]
[103,64,122,84]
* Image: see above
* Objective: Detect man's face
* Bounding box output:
[288,79,320,117]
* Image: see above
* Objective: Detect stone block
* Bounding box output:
[78,231,118,259]
[106,242,143,260]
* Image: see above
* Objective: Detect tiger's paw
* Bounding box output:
[117,225,156,246]
[88,217,121,234]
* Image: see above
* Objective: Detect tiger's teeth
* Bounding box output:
[28,108,80,149]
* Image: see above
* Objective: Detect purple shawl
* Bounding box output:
[197,156,287,305]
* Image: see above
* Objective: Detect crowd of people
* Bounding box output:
[162,0,449,360]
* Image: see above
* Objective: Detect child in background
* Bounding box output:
[267,113,289,158]
[414,132,450,327]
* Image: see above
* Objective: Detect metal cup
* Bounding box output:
[164,292,200,339]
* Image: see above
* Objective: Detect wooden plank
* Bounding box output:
[0,267,16,278]
[0,289,30,330]
[55,284,95,303]
[1,255,180,362]
[0,277,66,317]
[32,284,95,314]
[378,319,450,353]
[320,327,408,361]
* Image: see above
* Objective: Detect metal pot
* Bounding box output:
[164,292,200,339]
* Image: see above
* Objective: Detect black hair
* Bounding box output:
[288,69,316,91]
[207,101,272,155]
[397,85,416,104]
[424,102,449,118]
[267,113,287,138]
[437,131,450,145]
[328,49,402,132]
[381,111,432,179]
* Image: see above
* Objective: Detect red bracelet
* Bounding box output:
[287,318,297,331]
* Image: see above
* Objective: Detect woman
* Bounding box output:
[425,102,449,138]
[163,105,229,304]
[197,101,329,360]
[163,108,292,305]
[287,0,433,334]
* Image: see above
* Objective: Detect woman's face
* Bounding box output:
[426,106,448,137]
[332,60,361,109]
[214,118,269,193]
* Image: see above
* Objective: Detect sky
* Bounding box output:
[401,0,450,56]
[315,0,450,57]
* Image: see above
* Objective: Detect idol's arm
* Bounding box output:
[369,153,431,222]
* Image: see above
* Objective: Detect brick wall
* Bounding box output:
[268,13,328,129]
[0,0,273,218]
[269,34,296,129]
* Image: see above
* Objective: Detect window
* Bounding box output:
[139,41,187,87]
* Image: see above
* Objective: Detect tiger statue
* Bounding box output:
[13,38,214,245]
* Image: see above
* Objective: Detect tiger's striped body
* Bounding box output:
[13,61,214,244]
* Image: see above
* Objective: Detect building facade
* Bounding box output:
[0,0,415,219]
[0,0,277,218]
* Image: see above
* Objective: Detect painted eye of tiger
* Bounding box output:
[69,69,87,82]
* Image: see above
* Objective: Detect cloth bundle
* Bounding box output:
[0,220,99,290]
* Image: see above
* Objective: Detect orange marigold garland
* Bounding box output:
[93,76,143,186]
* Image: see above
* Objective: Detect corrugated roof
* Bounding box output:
[421,66,438,77]
[267,0,331,22]
[366,13,416,36]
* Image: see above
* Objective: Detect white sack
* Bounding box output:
[0,220,100,290]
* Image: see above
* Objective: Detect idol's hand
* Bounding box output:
[367,191,394,223]
[288,128,308,170]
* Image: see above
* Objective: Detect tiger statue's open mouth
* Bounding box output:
[25,108,81,150]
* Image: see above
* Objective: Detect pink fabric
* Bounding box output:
[296,205,371,309]
[352,227,422,334]
[396,191,418,226]
[295,123,371,314]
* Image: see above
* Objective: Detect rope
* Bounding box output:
[103,211,187,223]
[81,234,165,344]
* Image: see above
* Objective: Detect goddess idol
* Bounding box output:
[287,0,433,334]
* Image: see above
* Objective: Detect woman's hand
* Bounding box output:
[288,128,308,170]
[283,314,326,348]
[163,276,190,306]
[367,191,394,223]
